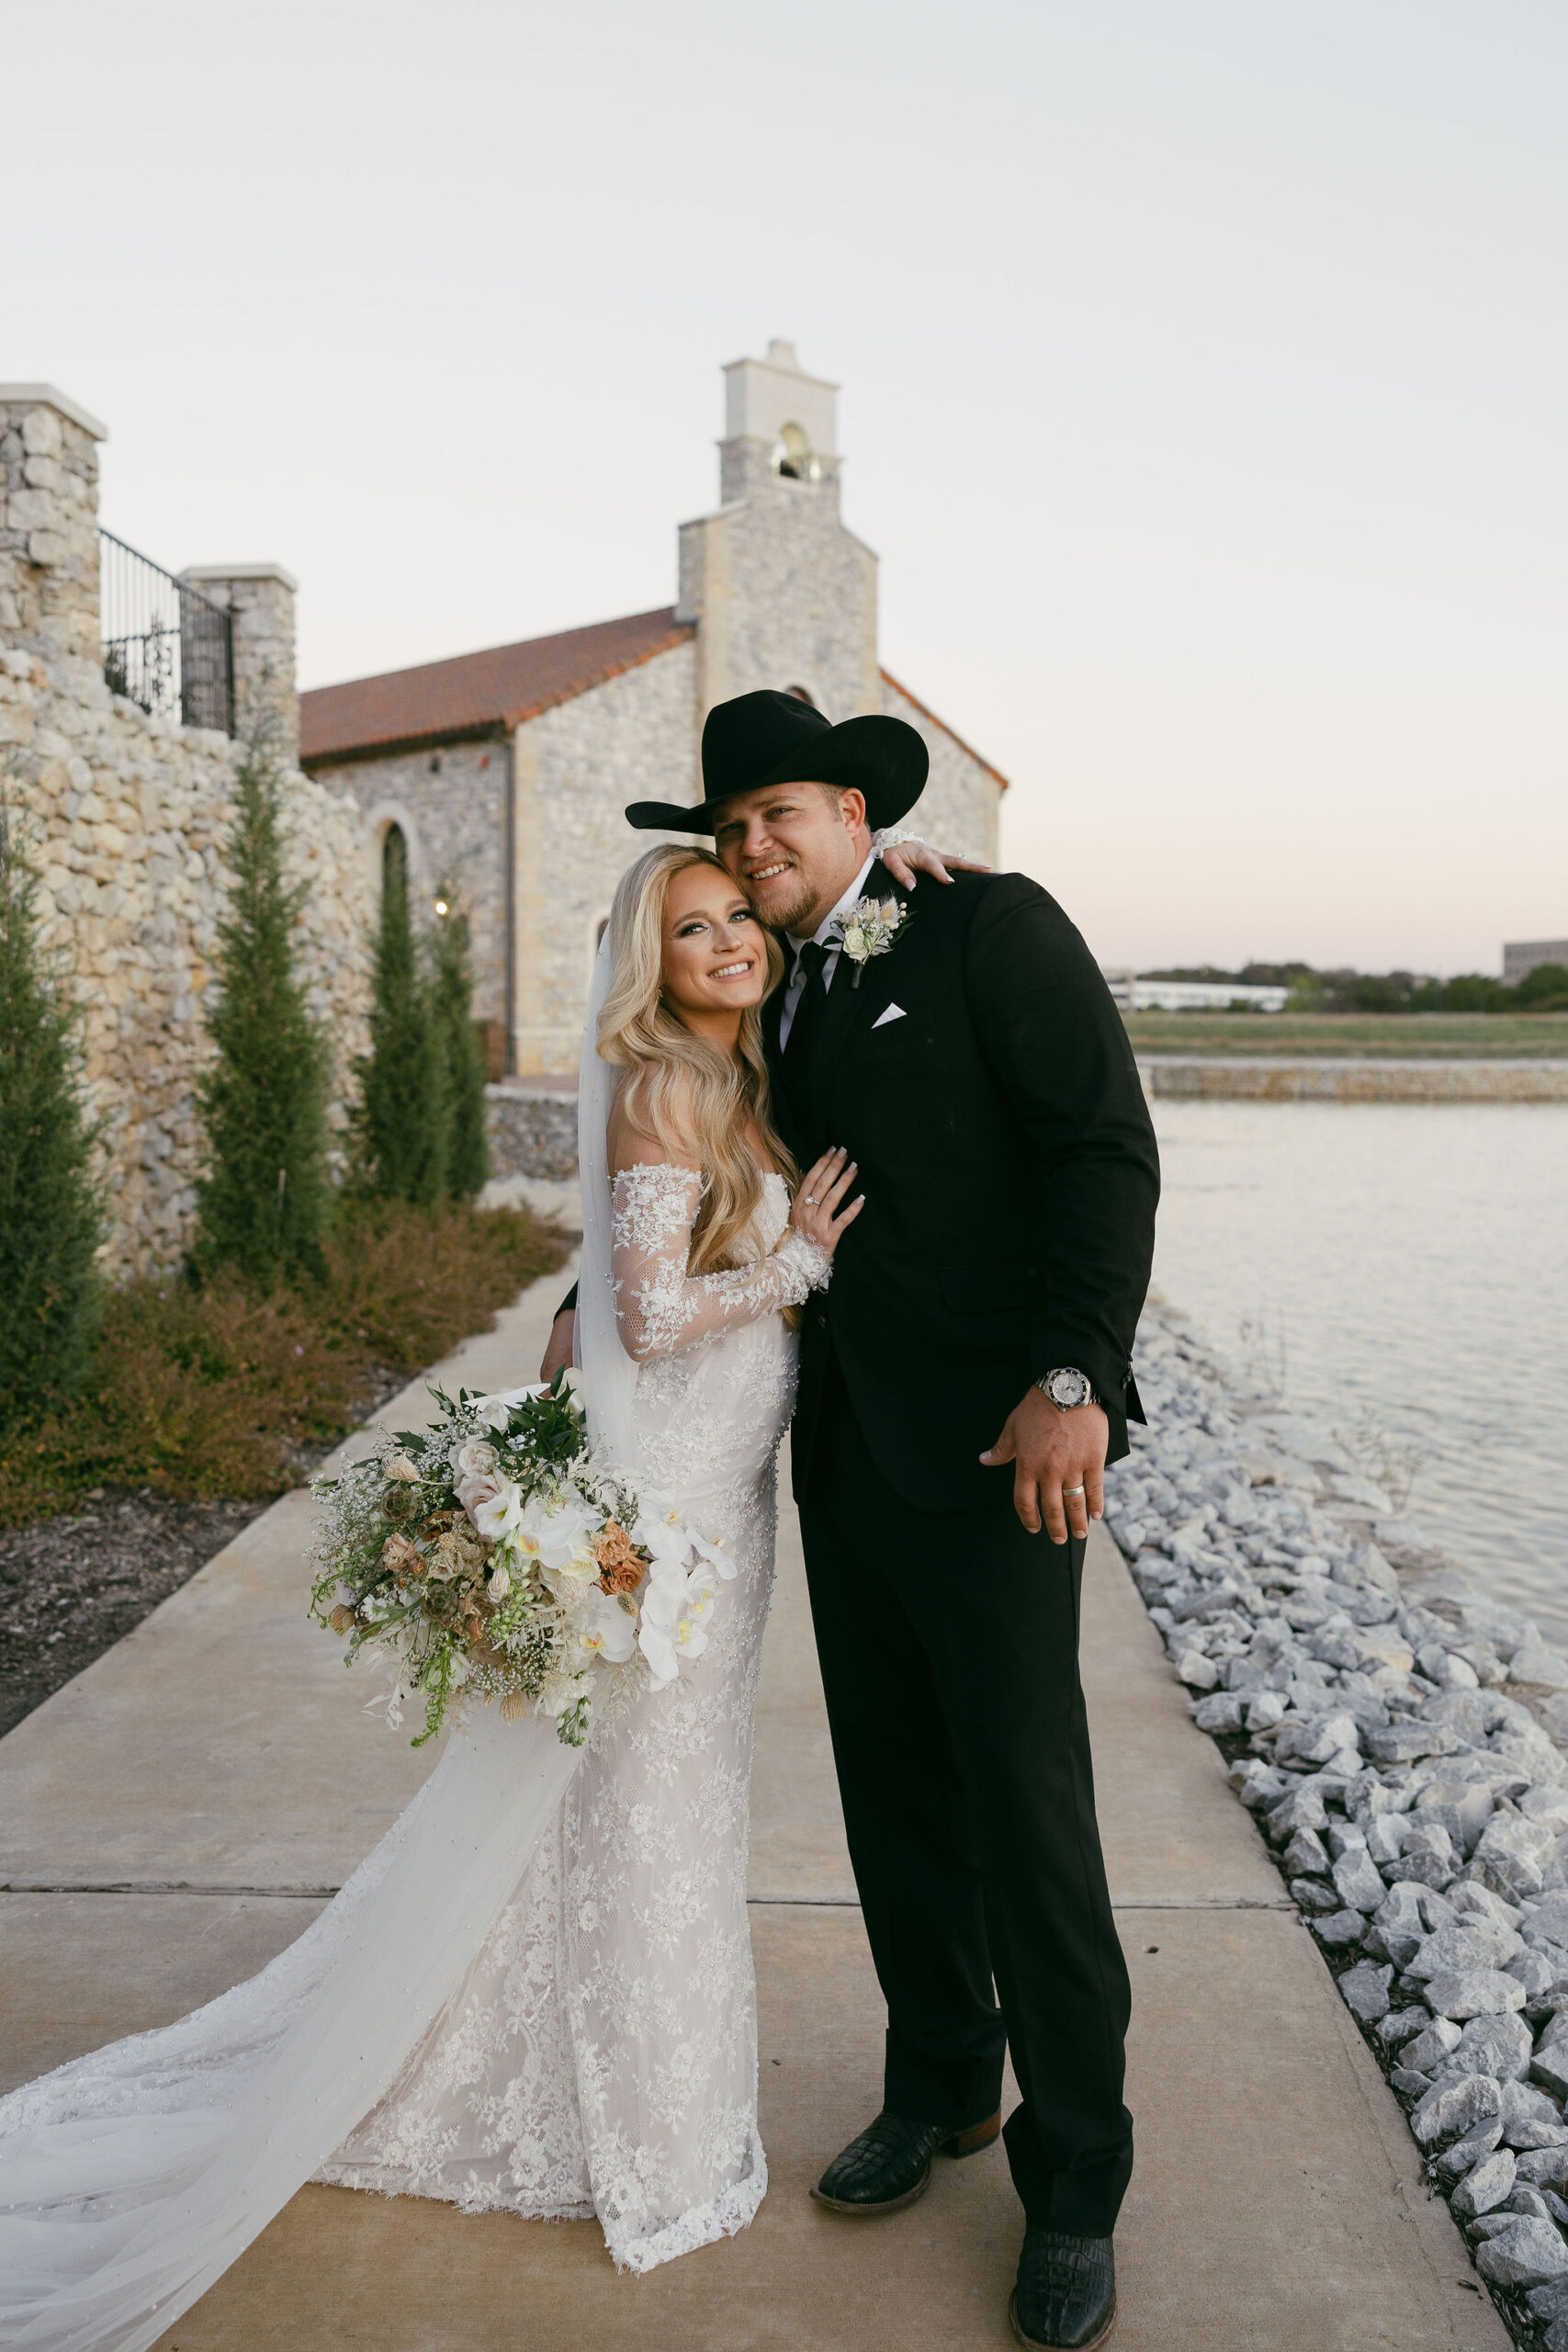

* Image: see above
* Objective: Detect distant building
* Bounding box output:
[299,342,1006,1076]
[1504,939,1568,986]
[1100,971,1289,1013]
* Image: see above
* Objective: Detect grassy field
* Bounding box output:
[1122,1012,1568,1060]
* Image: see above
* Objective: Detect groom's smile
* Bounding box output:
[712,782,871,938]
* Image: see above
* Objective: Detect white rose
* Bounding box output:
[455,1439,499,1482]
[488,1561,512,1602]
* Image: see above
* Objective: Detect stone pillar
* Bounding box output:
[180,562,299,764]
[0,384,108,678]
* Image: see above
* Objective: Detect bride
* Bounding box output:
[0,842,862,2350]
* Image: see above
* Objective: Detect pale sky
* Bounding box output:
[9,0,1564,975]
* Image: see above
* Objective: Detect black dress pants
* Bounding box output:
[797,1362,1134,2236]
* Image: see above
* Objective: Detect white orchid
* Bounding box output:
[638,1569,717,1688]
[513,1491,599,1570]
[575,1590,638,1665]
[470,1480,524,1541]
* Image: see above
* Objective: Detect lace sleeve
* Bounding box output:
[610,1163,830,1363]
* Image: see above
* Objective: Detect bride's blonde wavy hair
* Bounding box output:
[597,843,798,1275]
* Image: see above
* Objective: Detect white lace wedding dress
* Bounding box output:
[0,1163,829,2349]
[319,1165,825,2268]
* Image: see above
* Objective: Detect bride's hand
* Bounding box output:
[877,836,992,889]
[790,1147,865,1256]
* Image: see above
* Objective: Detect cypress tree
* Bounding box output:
[195,728,332,1280]
[353,826,446,1204]
[430,883,490,1201]
[0,795,104,1421]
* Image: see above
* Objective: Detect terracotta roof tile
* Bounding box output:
[299,606,692,764]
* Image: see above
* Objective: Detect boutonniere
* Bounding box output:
[832,896,912,987]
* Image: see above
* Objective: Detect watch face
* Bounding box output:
[1049,1367,1090,1408]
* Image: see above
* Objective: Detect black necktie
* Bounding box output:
[785,940,830,1069]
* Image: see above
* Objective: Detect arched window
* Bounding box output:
[382,820,408,904]
[772,422,818,481]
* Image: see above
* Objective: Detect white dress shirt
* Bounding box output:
[776,852,880,1050]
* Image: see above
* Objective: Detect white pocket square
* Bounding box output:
[872,1002,906,1029]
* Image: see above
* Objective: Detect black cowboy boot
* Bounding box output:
[1010,2228,1117,2350]
[810,2106,1001,2215]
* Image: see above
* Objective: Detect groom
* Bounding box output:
[546,691,1158,2352]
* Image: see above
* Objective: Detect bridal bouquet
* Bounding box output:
[310,1372,735,1748]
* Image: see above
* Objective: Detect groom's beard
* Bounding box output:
[741,863,820,937]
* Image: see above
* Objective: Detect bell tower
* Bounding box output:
[717,339,842,508]
[677,339,878,736]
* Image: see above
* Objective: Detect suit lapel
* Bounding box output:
[808,861,910,1121]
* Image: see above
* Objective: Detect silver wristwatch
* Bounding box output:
[1037,1366,1097,1411]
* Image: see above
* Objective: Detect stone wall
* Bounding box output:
[882,674,1003,865]
[1138,1056,1568,1104]
[513,638,697,1073]
[312,738,511,1028]
[1,389,371,1275]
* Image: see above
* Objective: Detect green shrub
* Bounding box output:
[194,728,332,1280]
[0,1198,570,1524]
[353,827,446,1204]
[0,797,104,1425]
[430,885,490,1200]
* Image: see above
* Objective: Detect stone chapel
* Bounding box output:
[299,342,1007,1078]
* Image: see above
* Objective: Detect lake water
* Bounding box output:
[1147,1100,1568,1644]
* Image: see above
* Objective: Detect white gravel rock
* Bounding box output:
[1511,1643,1568,1692]
[1476,2214,1568,2287]
[1404,2018,1463,2074]
[1424,1969,1529,2021]
[1174,1649,1219,1691]
[1337,1962,1393,2022]
[1333,1849,1388,1915]
[1412,2072,1503,2148]
[1452,2148,1517,2217]
[1405,1920,1524,1982]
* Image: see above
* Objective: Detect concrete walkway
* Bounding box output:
[1,1269,1506,2349]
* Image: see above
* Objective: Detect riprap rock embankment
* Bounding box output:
[1106,1305,1568,2346]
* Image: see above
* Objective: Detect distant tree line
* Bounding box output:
[1139,960,1568,1013]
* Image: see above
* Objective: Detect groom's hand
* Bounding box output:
[981,1389,1108,1542]
[539,1306,576,1384]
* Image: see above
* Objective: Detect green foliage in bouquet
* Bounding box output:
[353,827,446,1205]
[310,1374,733,1750]
[195,724,333,1281]
[429,883,490,1202]
[0,795,104,1425]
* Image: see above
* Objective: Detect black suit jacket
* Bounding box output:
[770,865,1158,1512]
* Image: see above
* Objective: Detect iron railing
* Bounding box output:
[98,530,234,734]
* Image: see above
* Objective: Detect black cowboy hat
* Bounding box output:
[625,689,928,836]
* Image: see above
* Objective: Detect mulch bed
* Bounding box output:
[0,1491,275,1742]
[0,1366,413,1743]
